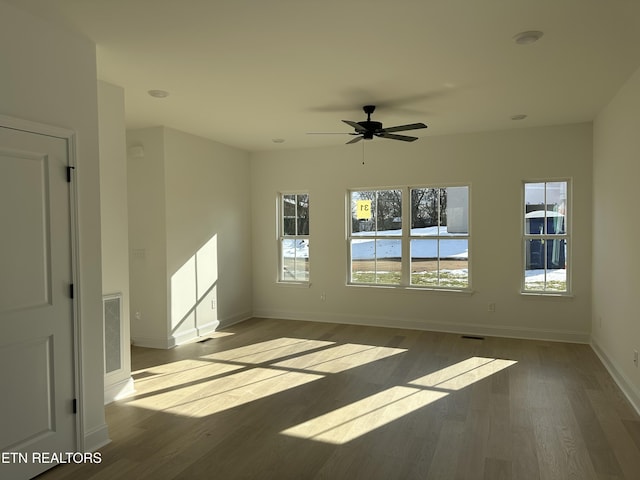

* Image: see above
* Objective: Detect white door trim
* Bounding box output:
[0,114,84,451]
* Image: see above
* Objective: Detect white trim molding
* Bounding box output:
[591,338,640,416]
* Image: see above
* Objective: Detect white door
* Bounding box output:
[0,126,77,479]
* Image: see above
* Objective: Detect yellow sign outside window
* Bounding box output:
[356,200,372,220]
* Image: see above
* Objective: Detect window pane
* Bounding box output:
[376,190,402,233]
[546,182,567,235]
[410,239,438,286]
[443,187,469,236]
[351,239,401,285]
[296,194,310,235]
[524,183,546,234]
[283,194,297,235]
[440,239,469,288]
[410,187,439,235]
[282,239,309,281]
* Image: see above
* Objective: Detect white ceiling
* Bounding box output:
[8,0,640,152]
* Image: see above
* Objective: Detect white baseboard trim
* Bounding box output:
[252,309,591,344]
[218,311,253,329]
[591,338,640,416]
[131,335,174,349]
[104,376,135,405]
[197,320,220,336]
[171,327,199,347]
[83,423,110,452]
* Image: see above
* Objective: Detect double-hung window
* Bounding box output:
[348,186,470,290]
[279,193,309,283]
[523,180,569,293]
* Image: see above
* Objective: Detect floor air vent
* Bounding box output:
[461,335,485,340]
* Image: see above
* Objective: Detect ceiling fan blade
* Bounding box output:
[380,123,428,133]
[376,132,418,142]
[346,136,363,144]
[342,120,368,133]
[306,132,354,135]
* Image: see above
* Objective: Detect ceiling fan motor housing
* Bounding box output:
[358,120,382,139]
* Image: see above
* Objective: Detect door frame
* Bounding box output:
[0,114,84,451]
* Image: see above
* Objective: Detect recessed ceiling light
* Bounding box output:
[511,114,527,121]
[148,89,170,98]
[513,31,544,45]
[272,138,285,144]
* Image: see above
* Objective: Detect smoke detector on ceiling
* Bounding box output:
[513,31,544,45]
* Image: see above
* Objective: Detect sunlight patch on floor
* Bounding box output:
[281,386,448,444]
[201,337,335,364]
[138,368,324,418]
[280,357,517,444]
[272,343,406,374]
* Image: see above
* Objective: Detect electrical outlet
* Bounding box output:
[634,350,638,368]
[488,303,496,312]
[320,292,326,302]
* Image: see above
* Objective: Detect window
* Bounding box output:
[279,193,309,283]
[523,180,569,293]
[410,187,469,288]
[349,186,470,289]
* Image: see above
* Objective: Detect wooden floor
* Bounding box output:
[38,318,640,480]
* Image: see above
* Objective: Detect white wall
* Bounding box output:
[592,65,640,412]
[97,81,133,403]
[127,127,169,347]
[127,127,253,347]
[251,123,593,342]
[164,128,253,336]
[0,1,108,449]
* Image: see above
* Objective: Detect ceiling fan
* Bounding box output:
[311,105,428,144]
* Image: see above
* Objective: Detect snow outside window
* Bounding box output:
[279,193,309,283]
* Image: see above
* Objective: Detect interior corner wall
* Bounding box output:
[164,128,253,340]
[97,81,133,402]
[126,127,169,348]
[127,127,253,348]
[250,123,593,343]
[0,1,108,450]
[592,64,640,412]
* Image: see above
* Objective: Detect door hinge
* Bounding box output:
[66,166,75,182]
[70,283,74,299]
[72,398,78,414]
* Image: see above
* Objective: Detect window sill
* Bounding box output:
[276,281,311,288]
[346,284,474,296]
[520,291,574,300]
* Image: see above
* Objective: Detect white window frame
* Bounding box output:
[347,184,471,291]
[522,179,571,295]
[278,192,310,284]
[348,188,404,286]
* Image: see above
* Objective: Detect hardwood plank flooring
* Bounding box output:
[36,318,640,480]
